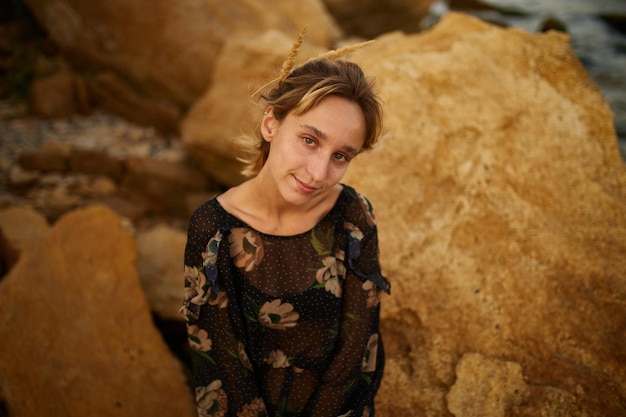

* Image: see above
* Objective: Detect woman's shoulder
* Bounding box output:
[187,194,234,233]
[340,184,373,206]
[190,195,220,220]
[338,184,378,231]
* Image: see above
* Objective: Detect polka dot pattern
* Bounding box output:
[181,185,389,417]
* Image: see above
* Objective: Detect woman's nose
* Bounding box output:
[307,155,329,183]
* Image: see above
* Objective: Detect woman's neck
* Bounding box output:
[219,176,342,236]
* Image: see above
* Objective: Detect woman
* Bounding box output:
[180,35,390,417]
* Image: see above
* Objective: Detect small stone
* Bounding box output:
[8,166,39,188]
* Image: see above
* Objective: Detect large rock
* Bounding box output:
[136,223,187,321]
[29,69,90,118]
[322,0,436,38]
[23,0,341,129]
[0,205,50,273]
[121,156,212,216]
[342,13,626,416]
[0,205,195,417]
[18,139,71,172]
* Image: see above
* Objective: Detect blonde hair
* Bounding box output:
[239,32,382,177]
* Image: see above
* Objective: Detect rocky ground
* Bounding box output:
[0,98,220,233]
[0,100,176,169]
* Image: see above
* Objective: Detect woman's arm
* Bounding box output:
[181,207,266,417]
[309,203,389,417]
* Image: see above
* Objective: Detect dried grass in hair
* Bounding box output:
[250,28,376,98]
[306,40,375,64]
[280,26,308,81]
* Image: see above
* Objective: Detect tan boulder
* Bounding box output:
[122,156,212,216]
[23,0,341,122]
[17,139,71,172]
[323,0,436,38]
[0,205,49,271]
[181,29,326,186]
[69,146,125,182]
[342,13,626,416]
[87,72,182,135]
[136,224,187,321]
[447,353,529,417]
[447,353,591,417]
[29,69,90,118]
[89,194,148,223]
[0,205,195,417]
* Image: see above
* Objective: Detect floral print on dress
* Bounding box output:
[229,228,265,272]
[258,299,299,330]
[344,221,364,263]
[182,185,388,416]
[180,265,211,321]
[264,349,292,368]
[196,380,227,417]
[187,324,216,365]
[185,266,211,305]
[238,341,254,371]
[203,230,224,295]
[362,280,381,308]
[208,289,228,308]
[181,230,226,323]
[344,222,364,241]
[187,324,212,352]
[315,248,346,297]
[357,192,376,227]
[361,333,379,373]
[237,397,267,417]
[203,230,223,267]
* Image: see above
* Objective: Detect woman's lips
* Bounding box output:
[294,176,317,194]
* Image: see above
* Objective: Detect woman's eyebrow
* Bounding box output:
[300,123,361,156]
[300,124,326,139]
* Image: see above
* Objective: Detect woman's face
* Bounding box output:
[261,95,366,206]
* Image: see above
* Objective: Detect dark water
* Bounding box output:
[448,0,626,159]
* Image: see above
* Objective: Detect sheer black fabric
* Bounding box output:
[180,185,390,417]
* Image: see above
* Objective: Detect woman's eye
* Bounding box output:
[303,137,316,146]
[334,153,349,162]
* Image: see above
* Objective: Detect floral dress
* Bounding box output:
[180,184,390,417]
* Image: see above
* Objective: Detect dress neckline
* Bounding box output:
[213,184,349,238]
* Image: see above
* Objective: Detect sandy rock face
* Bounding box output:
[342,13,626,416]
[23,0,340,111]
[136,223,187,321]
[29,69,90,118]
[0,205,195,417]
[322,0,436,38]
[0,205,49,271]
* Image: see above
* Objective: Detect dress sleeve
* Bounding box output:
[308,195,390,417]
[180,206,267,417]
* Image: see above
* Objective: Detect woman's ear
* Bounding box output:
[261,107,276,142]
